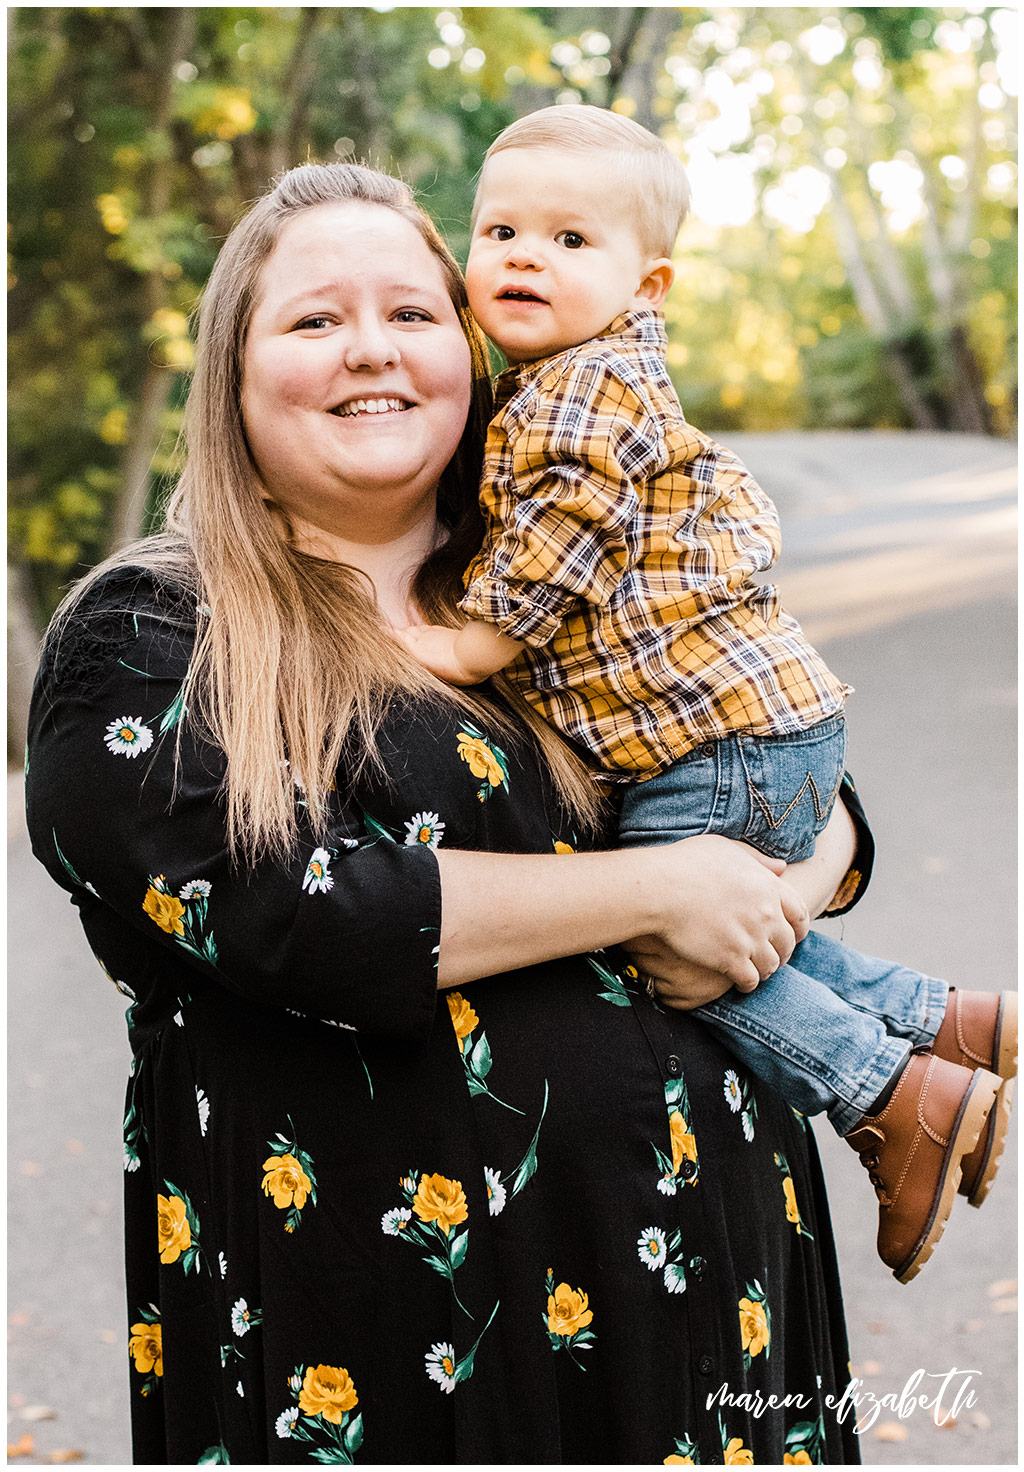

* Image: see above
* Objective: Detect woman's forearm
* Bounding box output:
[435,836,810,994]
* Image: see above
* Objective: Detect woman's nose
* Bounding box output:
[343,318,400,371]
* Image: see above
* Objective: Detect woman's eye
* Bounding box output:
[295,314,332,331]
[490,225,516,242]
[395,309,431,324]
[557,231,586,250]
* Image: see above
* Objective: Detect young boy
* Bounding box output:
[399,106,1016,1282]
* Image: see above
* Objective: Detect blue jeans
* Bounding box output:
[618,717,948,1134]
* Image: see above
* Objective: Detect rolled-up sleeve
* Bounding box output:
[461,356,665,646]
[26,570,441,1043]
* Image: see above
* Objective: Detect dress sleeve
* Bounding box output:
[460,355,665,646]
[26,569,441,1043]
[819,772,875,917]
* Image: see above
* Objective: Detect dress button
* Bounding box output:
[681,1158,697,1181]
[666,1054,681,1077]
[699,1354,715,1375]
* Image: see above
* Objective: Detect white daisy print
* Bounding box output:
[425,1341,457,1393]
[196,1086,210,1137]
[742,1111,756,1142]
[484,1166,506,1217]
[302,847,334,894]
[637,1226,667,1271]
[664,1262,687,1294]
[400,1175,416,1194]
[104,716,153,759]
[403,811,446,849]
[123,1146,140,1174]
[180,879,212,900]
[231,1298,253,1337]
[275,1407,299,1439]
[218,1252,228,1279]
[656,1174,677,1197]
[381,1207,412,1237]
[724,1070,743,1112]
[236,1380,244,1398]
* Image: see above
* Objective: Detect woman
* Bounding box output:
[27,163,865,1465]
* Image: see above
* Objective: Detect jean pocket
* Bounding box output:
[738,720,847,860]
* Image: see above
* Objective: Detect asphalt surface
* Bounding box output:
[7,431,1017,1467]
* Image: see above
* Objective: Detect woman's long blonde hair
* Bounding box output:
[53,163,600,857]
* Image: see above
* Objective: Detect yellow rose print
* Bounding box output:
[782,1176,801,1232]
[446,992,479,1053]
[157,1192,192,1264]
[412,1172,469,1236]
[456,733,504,786]
[298,1363,358,1423]
[739,1294,770,1359]
[129,1321,163,1376]
[784,1453,813,1465]
[669,1111,697,1175]
[547,1282,593,1337]
[262,1152,312,1210]
[724,1436,754,1464]
[664,1458,694,1466]
[553,840,574,854]
[143,881,186,937]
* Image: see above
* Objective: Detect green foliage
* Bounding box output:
[8,5,1018,634]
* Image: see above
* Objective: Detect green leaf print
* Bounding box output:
[585,954,640,1007]
[447,993,525,1114]
[785,1413,826,1463]
[382,1170,474,1319]
[665,1432,701,1463]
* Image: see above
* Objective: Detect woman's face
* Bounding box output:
[242,202,472,544]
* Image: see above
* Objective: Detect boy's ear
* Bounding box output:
[633,258,674,309]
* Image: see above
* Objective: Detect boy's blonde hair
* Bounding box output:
[479,105,691,259]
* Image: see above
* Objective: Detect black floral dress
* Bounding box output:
[27,568,860,1466]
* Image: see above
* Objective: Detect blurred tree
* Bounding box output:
[7,5,1017,759]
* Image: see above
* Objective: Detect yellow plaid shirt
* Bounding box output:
[461,310,850,780]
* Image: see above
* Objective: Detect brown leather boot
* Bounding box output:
[845,1053,1001,1283]
[931,989,1017,1207]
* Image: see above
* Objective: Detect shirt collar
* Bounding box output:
[495,307,668,399]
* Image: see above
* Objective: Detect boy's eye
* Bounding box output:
[489,225,516,242]
[557,231,586,250]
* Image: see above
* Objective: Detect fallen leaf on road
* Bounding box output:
[98,1329,118,1344]
[19,1161,45,1177]
[968,1411,991,1430]
[9,1392,25,1406]
[22,1405,57,1422]
[987,1278,1017,1297]
[964,1318,983,1333]
[8,1312,29,1327]
[866,1321,891,1334]
[931,1406,957,1431]
[874,1423,908,1443]
[65,1139,85,1155]
[860,1360,882,1376]
[47,1451,85,1464]
[7,1433,35,1458]
[991,1296,1017,1314]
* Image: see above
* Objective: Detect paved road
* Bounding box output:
[8,431,1016,1466]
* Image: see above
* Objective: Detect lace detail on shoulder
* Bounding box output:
[41,567,199,693]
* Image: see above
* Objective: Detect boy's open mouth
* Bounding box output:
[498,288,548,304]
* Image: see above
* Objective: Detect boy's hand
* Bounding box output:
[394,624,479,685]
[396,620,525,686]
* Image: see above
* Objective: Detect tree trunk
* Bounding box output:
[108,7,193,550]
[7,561,42,764]
[269,8,322,180]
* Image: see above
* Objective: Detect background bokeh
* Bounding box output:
[6,4,1018,747]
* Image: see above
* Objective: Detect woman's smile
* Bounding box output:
[242,201,472,545]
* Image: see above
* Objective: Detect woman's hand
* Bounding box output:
[626,835,810,1000]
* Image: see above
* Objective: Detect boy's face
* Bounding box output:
[466,148,666,366]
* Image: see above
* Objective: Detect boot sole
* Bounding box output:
[894,1068,1001,1284]
[994,991,1018,1080]
[963,1076,1014,1208]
